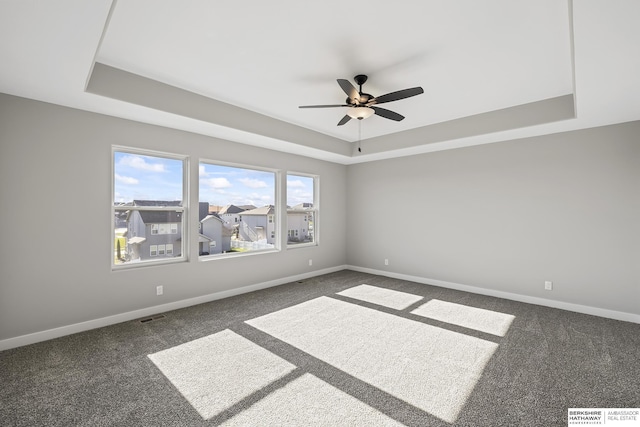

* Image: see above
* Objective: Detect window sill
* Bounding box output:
[286,242,318,250]
[112,256,187,271]
[198,248,280,261]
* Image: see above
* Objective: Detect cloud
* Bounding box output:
[248,192,273,203]
[203,177,232,189]
[287,179,306,188]
[199,165,208,177]
[239,178,268,189]
[115,174,139,185]
[118,155,165,172]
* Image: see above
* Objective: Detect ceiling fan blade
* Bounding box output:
[337,79,359,102]
[371,106,405,121]
[299,104,349,108]
[368,87,424,105]
[337,115,352,126]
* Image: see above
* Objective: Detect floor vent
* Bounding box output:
[139,314,166,323]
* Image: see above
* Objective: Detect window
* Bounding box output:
[199,161,277,257]
[113,147,186,268]
[287,173,317,247]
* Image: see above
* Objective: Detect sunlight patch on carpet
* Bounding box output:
[221,373,403,426]
[246,296,498,423]
[336,284,423,310]
[148,329,295,420]
[411,299,515,337]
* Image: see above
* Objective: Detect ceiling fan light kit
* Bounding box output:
[299,74,424,126]
[347,106,375,120]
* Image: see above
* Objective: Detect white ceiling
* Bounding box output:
[1,1,639,164]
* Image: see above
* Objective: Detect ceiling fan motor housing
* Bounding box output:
[346,93,373,105]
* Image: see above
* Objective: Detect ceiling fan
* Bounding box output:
[299,74,424,126]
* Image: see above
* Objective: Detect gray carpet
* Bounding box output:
[1,270,638,426]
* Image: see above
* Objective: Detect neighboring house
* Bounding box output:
[218,204,255,225]
[238,205,276,244]
[287,210,312,243]
[114,202,131,228]
[292,202,313,210]
[287,203,313,243]
[198,202,210,222]
[126,200,182,261]
[197,233,213,256]
[200,214,233,254]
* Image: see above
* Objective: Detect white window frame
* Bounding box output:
[198,159,280,260]
[112,146,189,270]
[286,172,318,249]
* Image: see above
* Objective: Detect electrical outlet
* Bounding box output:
[308,259,312,266]
[384,259,389,266]
[156,285,163,296]
[544,281,553,291]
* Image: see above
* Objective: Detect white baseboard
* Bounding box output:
[0,265,347,352]
[346,265,640,324]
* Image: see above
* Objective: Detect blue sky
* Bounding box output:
[114,151,314,207]
[199,162,275,207]
[114,152,183,203]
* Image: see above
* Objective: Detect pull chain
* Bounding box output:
[358,119,362,153]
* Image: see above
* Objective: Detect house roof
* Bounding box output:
[201,214,223,224]
[239,205,275,216]
[197,233,212,243]
[138,211,182,224]
[219,204,246,215]
[133,200,182,207]
[292,203,313,210]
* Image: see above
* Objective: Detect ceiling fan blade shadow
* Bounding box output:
[337,79,359,102]
[368,87,424,105]
[299,104,349,108]
[337,115,352,126]
[371,106,405,121]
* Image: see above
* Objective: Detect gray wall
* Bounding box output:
[0,94,347,341]
[1,91,638,345]
[347,122,640,315]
